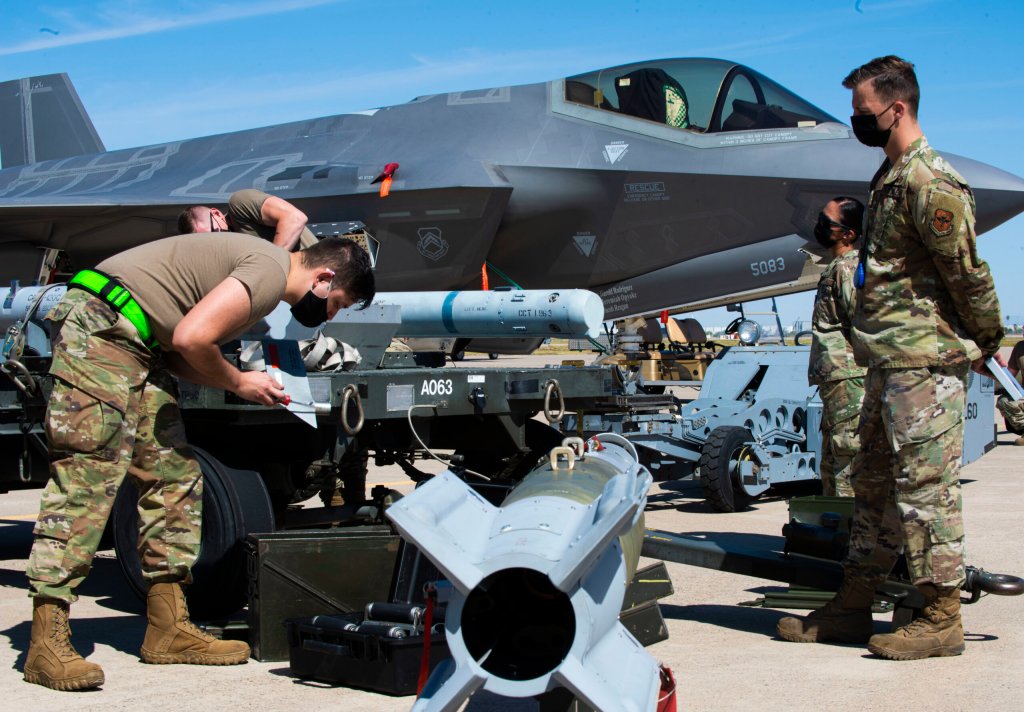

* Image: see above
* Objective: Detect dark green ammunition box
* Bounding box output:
[246,526,401,661]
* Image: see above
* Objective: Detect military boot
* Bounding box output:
[776,573,876,643]
[23,598,105,690]
[868,584,964,660]
[140,582,250,665]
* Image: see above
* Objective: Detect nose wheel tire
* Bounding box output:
[698,425,757,513]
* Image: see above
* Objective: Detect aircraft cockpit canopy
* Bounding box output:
[566,59,838,133]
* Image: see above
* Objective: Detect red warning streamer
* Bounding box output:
[372,162,400,198]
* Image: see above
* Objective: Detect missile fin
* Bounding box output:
[411,658,487,712]
[548,472,641,592]
[386,471,496,592]
[553,623,660,712]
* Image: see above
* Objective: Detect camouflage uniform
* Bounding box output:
[809,250,866,497]
[996,392,1024,434]
[26,290,202,603]
[995,340,1024,434]
[848,137,1003,588]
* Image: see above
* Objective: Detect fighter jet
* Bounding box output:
[1,58,1023,320]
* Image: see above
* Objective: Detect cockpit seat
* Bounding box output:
[615,68,689,129]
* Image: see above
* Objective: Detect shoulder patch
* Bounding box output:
[932,208,954,236]
[926,189,965,240]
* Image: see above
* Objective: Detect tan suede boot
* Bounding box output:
[868,584,965,660]
[776,573,876,644]
[23,598,104,690]
[140,582,249,665]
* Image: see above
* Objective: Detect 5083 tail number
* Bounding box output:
[751,257,785,277]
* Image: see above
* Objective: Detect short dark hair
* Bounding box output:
[177,206,207,234]
[301,236,376,309]
[832,196,865,235]
[842,55,920,117]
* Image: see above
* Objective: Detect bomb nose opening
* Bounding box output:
[461,568,575,681]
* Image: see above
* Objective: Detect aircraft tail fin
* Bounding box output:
[0,73,105,169]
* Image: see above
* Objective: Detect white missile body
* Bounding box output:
[376,288,604,339]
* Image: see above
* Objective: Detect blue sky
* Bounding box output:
[2,0,1022,327]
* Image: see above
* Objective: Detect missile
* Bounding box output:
[376,288,604,339]
[0,283,66,332]
[385,434,659,712]
[0,284,66,362]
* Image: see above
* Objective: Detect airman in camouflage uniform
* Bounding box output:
[28,292,202,602]
[779,56,1003,661]
[808,198,867,497]
[23,290,206,691]
[23,235,375,690]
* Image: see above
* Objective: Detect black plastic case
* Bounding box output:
[286,612,450,695]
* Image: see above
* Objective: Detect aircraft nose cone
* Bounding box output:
[946,153,1024,234]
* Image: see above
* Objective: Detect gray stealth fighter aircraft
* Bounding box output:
[1,58,1023,322]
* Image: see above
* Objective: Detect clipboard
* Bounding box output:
[986,357,1024,401]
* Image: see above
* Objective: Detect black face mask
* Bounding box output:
[290,287,329,327]
[813,213,848,249]
[850,102,896,148]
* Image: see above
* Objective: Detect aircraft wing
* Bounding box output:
[0,184,513,292]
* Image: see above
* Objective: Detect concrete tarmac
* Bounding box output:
[1,352,1021,711]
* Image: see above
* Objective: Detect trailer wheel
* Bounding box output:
[112,447,274,619]
[698,426,756,513]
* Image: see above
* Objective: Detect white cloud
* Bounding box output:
[0,0,344,57]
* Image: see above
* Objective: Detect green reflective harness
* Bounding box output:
[68,269,159,350]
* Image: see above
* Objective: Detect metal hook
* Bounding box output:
[543,379,565,424]
[340,383,364,435]
[339,385,364,434]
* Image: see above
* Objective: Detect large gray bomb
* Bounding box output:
[386,434,659,712]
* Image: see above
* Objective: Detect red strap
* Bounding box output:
[379,176,392,198]
[660,309,670,325]
[657,664,677,712]
[481,263,489,291]
[266,343,290,404]
[416,592,436,696]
